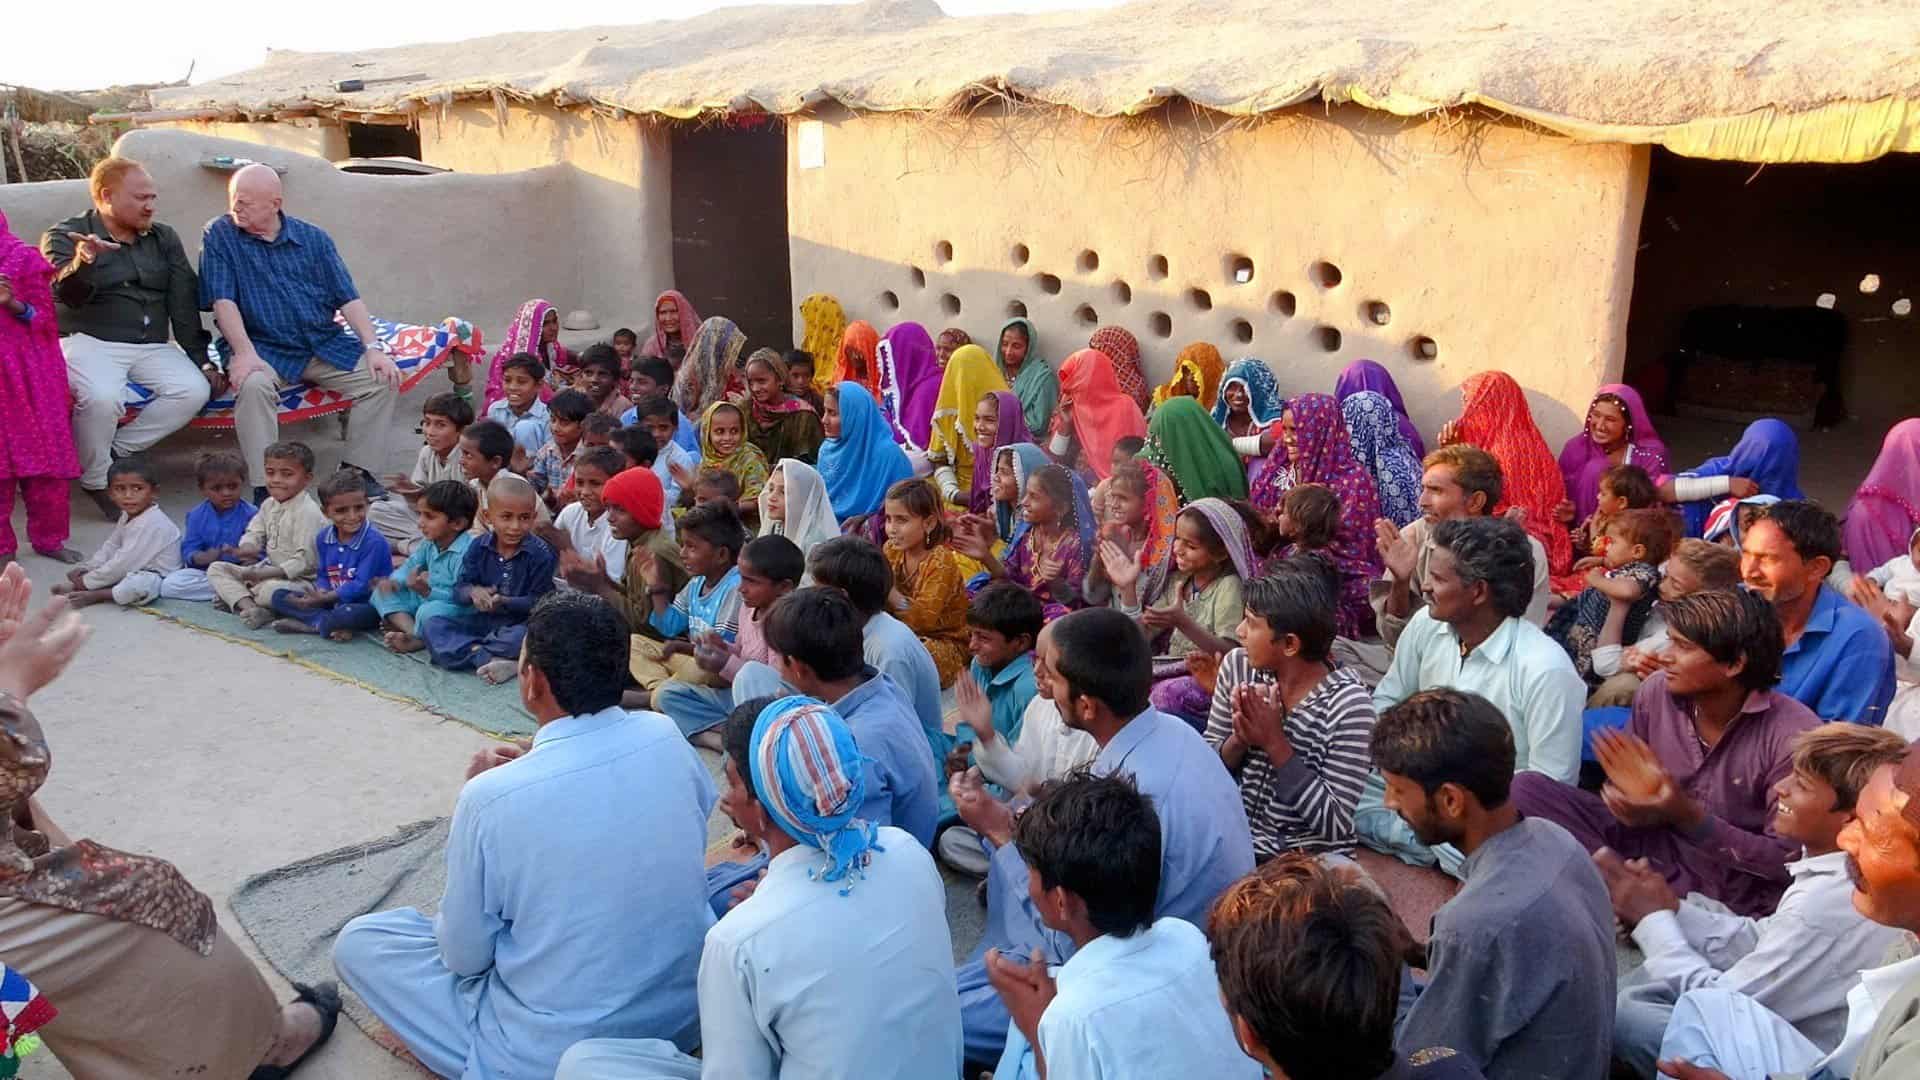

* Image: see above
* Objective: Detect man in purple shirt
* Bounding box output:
[1513,590,1819,916]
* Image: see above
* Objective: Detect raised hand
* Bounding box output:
[1231,682,1292,764]
[0,563,31,646]
[1376,519,1417,581]
[1554,499,1576,524]
[64,231,122,264]
[954,673,994,746]
[1727,477,1760,499]
[692,631,732,674]
[951,516,993,560]
[1592,847,1679,928]
[1096,539,1140,591]
[0,594,91,701]
[985,947,1058,1050]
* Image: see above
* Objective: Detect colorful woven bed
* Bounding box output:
[120,316,480,429]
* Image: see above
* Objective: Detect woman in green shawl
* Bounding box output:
[1141,396,1250,502]
[994,317,1057,439]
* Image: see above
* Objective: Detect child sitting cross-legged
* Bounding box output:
[50,456,181,608]
[882,477,971,689]
[548,446,631,582]
[938,582,1043,813]
[525,389,591,511]
[1548,506,1677,685]
[630,501,747,706]
[208,440,328,628]
[420,472,557,683]
[654,533,804,749]
[370,391,471,555]
[374,480,477,654]
[269,468,393,641]
[158,449,256,602]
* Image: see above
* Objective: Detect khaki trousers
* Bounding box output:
[235,356,398,486]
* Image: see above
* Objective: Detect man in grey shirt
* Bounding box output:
[1372,688,1616,1080]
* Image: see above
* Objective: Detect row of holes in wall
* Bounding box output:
[890,242,1439,360]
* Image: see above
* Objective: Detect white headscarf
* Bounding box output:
[761,459,841,582]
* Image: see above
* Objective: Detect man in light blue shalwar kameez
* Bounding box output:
[332,591,719,1079]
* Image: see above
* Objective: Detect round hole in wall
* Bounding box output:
[1815,292,1837,310]
[940,293,962,317]
[1311,261,1343,289]
[1111,280,1133,306]
[1893,298,1913,317]
[1007,299,1029,319]
[1365,300,1392,326]
[1074,303,1099,327]
[934,240,954,265]
[880,290,900,311]
[1188,288,1213,312]
[1410,335,1439,360]
[1270,290,1297,318]
[1147,254,1170,280]
[1860,273,1883,295]
[1226,254,1255,285]
[1230,318,1254,344]
[1011,243,1031,267]
[1037,273,1063,295]
[1315,325,1343,352]
[1077,249,1101,274]
[909,266,927,289]
[1148,312,1173,338]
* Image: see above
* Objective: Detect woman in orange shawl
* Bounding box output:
[1151,342,1225,411]
[834,320,882,400]
[1440,371,1579,591]
[1054,348,1148,481]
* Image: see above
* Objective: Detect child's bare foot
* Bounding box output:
[327,629,357,643]
[383,630,425,653]
[242,605,275,629]
[477,658,518,684]
[34,546,84,564]
[272,617,317,635]
[48,582,73,596]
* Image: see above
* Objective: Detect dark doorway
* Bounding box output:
[345,121,422,161]
[669,117,793,352]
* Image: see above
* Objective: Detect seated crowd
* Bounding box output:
[8,155,1920,1080]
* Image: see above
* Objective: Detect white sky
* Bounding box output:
[4,0,1117,93]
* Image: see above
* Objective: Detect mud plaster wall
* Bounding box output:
[0,129,600,348]
[787,103,1649,447]
[154,119,349,161]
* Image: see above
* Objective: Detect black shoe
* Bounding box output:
[83,486,118,521]
[347,464,387,501]
[246,980,342,1079]
[253,485,270,506]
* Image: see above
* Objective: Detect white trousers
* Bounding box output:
[1659,988,1824,1079]
[557,1038,700,1080]
[62,334,210,489]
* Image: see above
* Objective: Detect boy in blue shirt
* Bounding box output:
[423,473,557,682]
[375,480,477,654]
[940,582,1042,820]
[160,449,257,602]
[271,469,392,640]
[633,502,745,702]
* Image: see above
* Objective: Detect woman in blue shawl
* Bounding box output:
[1334,358,1427,459]
[817,382,914,521]
[1342,390,1424,526]
[1673,418,1801,536]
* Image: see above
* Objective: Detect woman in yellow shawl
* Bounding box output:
[925,344,1010,506]
[799,294,848,397]
[1151,342,1225,411]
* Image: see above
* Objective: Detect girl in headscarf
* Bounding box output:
[968,391,1034,515]
[740,348,823,465]
[1151,342,1225,412]
[671,316,747,420]
[995,317,1057,439]
[927,344,1012,505]
[882,478,971,688]
[1141,397,1249,503]
[1054,348,1147,481]
[760,458,841,568]
[1215,357,1287,489]
[1253,392,1386,637]
[877,322,943,450]
[1556,384,1671,524]
[982,442,1051,545]
[483,299,572,410]
[1089,325,1151,412]
[935,327,972,367]
[1334,358,1425,459]
[0,209,80,563]
[1086,458,1182,613]
[834,320,882,400]
[1342,390,1424,527]
[1438,372,1577,591]
[1672,417,1800,537]
[1139,497,1262,728]
[955,460,1094,622]
[1845,418,1920,571]
[800,294,847,397]
[817,382,915,522]
[691,401,769,517]
[638,290,699,367]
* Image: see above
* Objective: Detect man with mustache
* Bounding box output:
[1657,741,1920,1080]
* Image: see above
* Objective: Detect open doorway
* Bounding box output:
[669,116,794,352]
[1622,149,1920,504]
[345,121,422,162]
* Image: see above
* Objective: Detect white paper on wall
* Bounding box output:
[797,121,825,169]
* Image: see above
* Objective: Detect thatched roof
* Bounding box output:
[148,0,1920,163]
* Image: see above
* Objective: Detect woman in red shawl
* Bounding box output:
[638,290,699,367]
[0,210,81,565]
[1440,371,1578,592]
[1250,392,1383,638]
[1088,325,1151,412]
[1053,348,1147,481]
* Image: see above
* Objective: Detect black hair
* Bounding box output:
[420,391,475,429]
[1422,445,1505,515]
[1430,516,1534,619]
[578,343,621,377]
[679,501,748,565]
[612,327,638,345]
[694,468,742,502]
[1757,499,1843,565]
[784,349,815,372]
[1176,503,1240,570]
[1662,589,1785,691]
[421,479,478,529]
[764,587,867,681]
[315,467,368,505]
[723,695,777,787]
[1245,567,1336,662]
[1280,483,1341,550]
[1112,435,1146,459]
[1049,607,1152,719]
[741,534,805,587]
[461,420,513,467]
[582,412,620,437]
[574,445,627,480]
[501,352,547,384]
[884,478,951,547]
[548,388,594,423]
[636,396,680,425]
[1014,771,1161,938]
[632,357,675,391]
[1026,463,1078,528]
[807,536,893,617]
[525,591,629,715]
[613,426,658,468]
[263,440,316,475]
[1599,463,1658,508]
[1370,688,1515,808]
[106,455,159,486]
[194,448,247,487]
[967,581,1044,647]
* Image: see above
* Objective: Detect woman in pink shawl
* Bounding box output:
[877,322,943,450]
[0,210,81,564]
[1555,383,1671,523]
[481,299,573,410]
[1251,392,1384,638]
[1846,418,1920,571]
[638,289,699,366]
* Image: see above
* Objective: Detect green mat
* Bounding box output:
[138,599,536,737]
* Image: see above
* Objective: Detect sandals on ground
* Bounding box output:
[247,980,343,1079]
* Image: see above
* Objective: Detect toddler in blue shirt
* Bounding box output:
[270,469,392,640]
[159,450,258,602]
